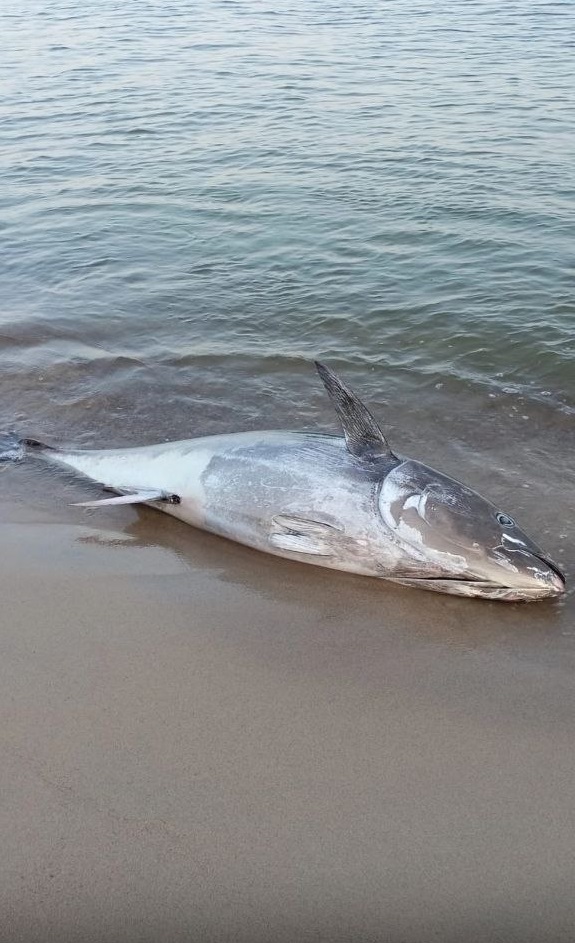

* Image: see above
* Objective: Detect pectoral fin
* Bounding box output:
[270,533,333,555]
[269,514,342,556]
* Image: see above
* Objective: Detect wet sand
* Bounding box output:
[1,488,574,943]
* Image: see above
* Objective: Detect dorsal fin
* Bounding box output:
[315,362,394,461]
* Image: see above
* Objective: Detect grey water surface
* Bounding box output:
[1,0,574,438]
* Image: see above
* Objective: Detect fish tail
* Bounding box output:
[22,436,56,452]
[0,433,56,462]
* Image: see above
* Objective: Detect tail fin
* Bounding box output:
[22,437,56,452]
[0,434,55,462]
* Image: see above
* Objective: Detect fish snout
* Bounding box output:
[527,552,566,596]
[494,541,566,598]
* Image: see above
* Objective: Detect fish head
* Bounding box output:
[378,459,565,601]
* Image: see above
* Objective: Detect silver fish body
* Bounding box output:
[7,364,565,601]
[10,364,566,602]
[45,430,403,576]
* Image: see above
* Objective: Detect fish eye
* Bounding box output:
[496,512,515,527]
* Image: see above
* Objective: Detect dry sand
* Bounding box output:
[1,494,574,943]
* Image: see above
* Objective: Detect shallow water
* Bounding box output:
[1,0,574,436]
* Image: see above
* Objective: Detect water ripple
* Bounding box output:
[0,0,573,446]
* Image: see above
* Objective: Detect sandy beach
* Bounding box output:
[1,484,574,943]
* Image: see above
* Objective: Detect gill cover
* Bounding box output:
[378,460,505,564]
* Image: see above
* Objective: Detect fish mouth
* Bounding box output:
[498,549,566,600]
[530,553,566,591]
[388,564,565,602]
